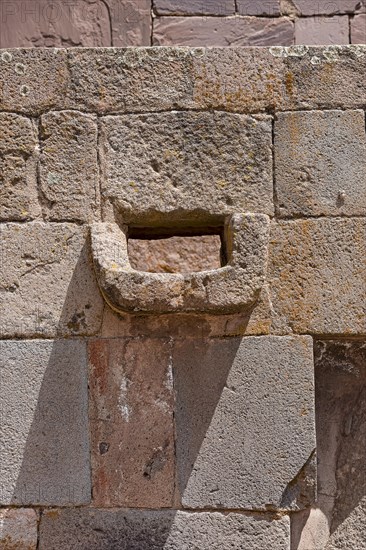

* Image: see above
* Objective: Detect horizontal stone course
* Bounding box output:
[153,0,236,15]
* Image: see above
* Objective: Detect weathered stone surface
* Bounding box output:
[39,509,290,549]
[275,110,366,217]
[0,222,103,337]
[91,215,270,315]
[269,219,366,335]
[292,0,361,15]
[106,0,151,46]
[0,113,40,221]
[237,0,281,15]
[39,111,99,222]
[295,16,349,45]
[88,338,175,507]
[174,335,315,510]
[153,16,294,46]
[0,339,90,505]
[0,48,68,115]
[153,0,236,15]
[0,508,38,550]
[351,14,366,43]
[101,111,274,220]
[128,235,222,273]
[0,0,111,48]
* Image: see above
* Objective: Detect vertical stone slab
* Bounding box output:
[88,337,175,507]
[0,340,91,505]
[0,113,40,221]
[0,509,38,550]
[174,335,315,510]
[40,111,99,222]
[107,0,152,46]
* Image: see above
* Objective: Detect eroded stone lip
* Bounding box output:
[90,213,270,315]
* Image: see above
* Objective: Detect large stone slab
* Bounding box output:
[275,110,366,217]
[100,111,274,222]
[269,219,366,335]
[39,509,290,549]
[0,509,38,549]
[174,335,315,510]
[39,111,99,222]
[0,222,103,337]
[0,113,40,221]
[0,339,90,505]
[88,338,175,507]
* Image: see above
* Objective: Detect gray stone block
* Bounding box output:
[275,110,366,217]
[0,113,40,221]
[174,335,315,510]
[269,219,366,335]
[0,339,91,505]
[39,509,290,549]
[0,222,103,338]
[101,111,274,221]
[40,111,99,222]
[0,508,38,549]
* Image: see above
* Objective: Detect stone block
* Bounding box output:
[0,222,103,338]
[153,16,294,46]
[106,0,151,46]
[295,16,349,45]
[39,509,290,549]
[0,509,38,549]
[351,13,366,43]
[292,0,360,15]
[0,339,91,505]
[174,335,315,510]
[101,111,274,221]
[237,0,281,16]
[269,219,366,335]
[275,110,366,217]
[39,111,99,222]
[88,338,175,507]
[0,48,68,115]
[0,113,40,221]
[153,0,236,15]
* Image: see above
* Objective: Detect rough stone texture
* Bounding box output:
[0,222,103,338]
[153,0,236,15]
[351,14,366,43]
[39,110,99,222]
[39,509,290,549]
[237,1,281,16]
[292,340,366,549]
[0,113,40,221]
[153,16,294,46]
[90,215,270,315]
[292,0,361,15]
[0,339,90,505]
[269,219,366,335]
[174,336,315,510]
[0,48,68,115]
[101,111,274,221]
[0,508,38,550]
[0,0,111,48]
[106,0,151,46]
[88,338,175,507]
[128,235,222,273]
[295,16,349,45]
[275,110,366,217]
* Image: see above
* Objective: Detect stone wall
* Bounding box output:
[0,0,366,48]
[0,45,365,549]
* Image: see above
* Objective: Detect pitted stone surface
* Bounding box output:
[88,338,175,507]
[174,336,315,510]
[101,111,273,221]
[0,113,40,221]
[275,110,366,217]
[0,222,103,337]
[0,340,90,505]
[39,509,290,549]
[269,219,366,335]
[153,0,236,15]
[0,508,38,549]
[40,111,99,222]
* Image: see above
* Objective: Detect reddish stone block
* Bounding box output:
[106,0,151,46]
[295,16,349,45]
[153,0,235,15]
[88,338,175,507]
[351,14,366,43]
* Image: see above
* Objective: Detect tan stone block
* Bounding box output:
[40,111,99,222]
[269,219,366,335]
[88,337,175,507]
[295,16,349,45]
[0,113,40,221]
[351,13,366,43]
[0,509,38,550]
